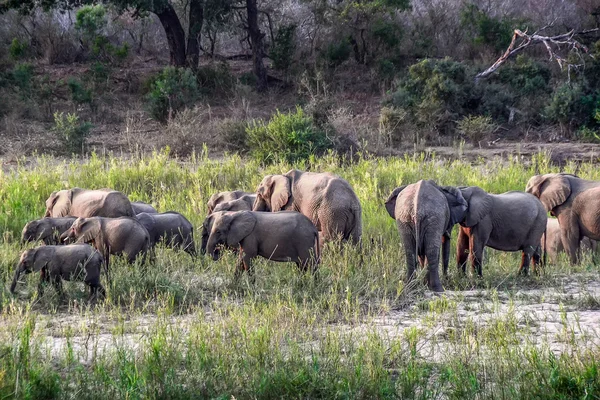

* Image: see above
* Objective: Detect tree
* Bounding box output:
[246,0,267,91]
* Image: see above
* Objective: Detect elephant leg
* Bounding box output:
[519,247,533,276]
[38,267,50,295]
[399,223,417,283]
[441,234,450,277]
[242,253,255,284]
[468,229,487,277]
[234,255,245,280]
[456,227,470,274]
[531,245,542,275]
[52,275,63,297]
[425,243,443,292]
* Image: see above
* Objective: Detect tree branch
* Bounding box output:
[475,27,600,81]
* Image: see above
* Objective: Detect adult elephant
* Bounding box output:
[526,173,600,264]
[457,187,547,276]
[207,191,254,215]
[544,218,597,263]
[44,188,134,218]
[385,180,467,292]
[253,169,362,244]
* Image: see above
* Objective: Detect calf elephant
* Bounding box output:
[131,201,158,214]
[21,217,77,245]
[10,245,105,300]
[526,173,600,264]
[206,211,320,279]
[457,187,547,276]
[207,190,254,215]
[136,212,196,256]
[544,218,597,263]
[385,180,467,292]
[61,217,150,279]
[213,194,257,213]
[44,188,134,218]
[253,169,362,244]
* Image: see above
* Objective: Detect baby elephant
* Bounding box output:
[10,245,105,300]
[544,218,597,263]
[136,212,196,257]
[21,217,76,245]
[61,217,150,279]
[131,201,158,215]
[212,194,257,213]
[206,211,320,279]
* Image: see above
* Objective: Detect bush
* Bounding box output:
[67,78,94,111]
[322,39,351,68]
[9,38,28,60]
[52,112,93,154]
[146,67,200,123]
[379,106,409,145]
[457,115,496,145]
[219,119,249,152]
[544,83,596,131]
[11,63,34,99]
[246,107,333,164]
[460,4,516,52]
[196,63,236,96]
[270,24,297,71]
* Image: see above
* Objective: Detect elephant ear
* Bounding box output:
[207,193,223,214]
[461,186,493,227]
[385,186,407,219]
[32,249,50,272]
[76,218,101,244]
[226,211,257,247]
[439,186,468,226]
[52,190,73,217]
[529,174,571,212]
[269,175,291,212]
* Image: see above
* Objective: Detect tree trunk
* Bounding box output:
[154,3,187,67]
[186,0,204,70]
[246,0,268,91]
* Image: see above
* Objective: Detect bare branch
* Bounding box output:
[475,27,600,81]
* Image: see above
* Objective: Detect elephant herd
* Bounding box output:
[8,170,600,300]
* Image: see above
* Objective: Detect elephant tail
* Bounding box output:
[542,226,547,270]
[345,205,362,245]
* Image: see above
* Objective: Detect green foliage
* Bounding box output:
[75,4,107,39]
[322,39,352,68]
[460,4,516,52]
[52,112,93,154]
[10,63,34,99]
[544,83,596,130]
[219,119,249,152]
[270,24,297,71]
[457,115,496,144]
[9,38,28,60]
[67,78,94,109]
[146,67,200,123]
[246,107,333,164]
[196,62,236,95]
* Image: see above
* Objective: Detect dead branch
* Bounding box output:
[475,27,600,81]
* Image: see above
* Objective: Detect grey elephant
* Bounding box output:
[131,201,158,214]
[200,211,235,255]
[544,218,597,263]
[526,173,600,264]
[61,217,150,278]
[45,188,134,218]
[207,190,254,215]
[457,187,547,276]
[253,169,362,244]
[213,194,257,213]
[385,180,468,292]
[206,211,320,279]
[136,212,196,256]
[10,245,105,300]
[21,217,77,245]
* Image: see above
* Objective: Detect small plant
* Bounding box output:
[9,38,28,60]
[457,115,496,145]
[146,67,200,123]
[379,106,408,145]
[67,78,94,111]
[246,107,333,164]
[52,112,93,154]
[270,24,297,71]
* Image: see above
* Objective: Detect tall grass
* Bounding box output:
[0,149,598,398]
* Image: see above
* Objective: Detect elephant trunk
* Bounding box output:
[206,236,221,261]
[200,229,209,255]
[60,228,75,244]
[44,209,51,218]
[10,264,23,294]
[252,196,268,212]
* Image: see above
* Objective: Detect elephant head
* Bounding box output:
[253,175,291,212]
[10,248,50,293]
[525,173,572,213]
[200,213,217,255]
[384,185,408,219]
[206,212,257,261]
[439,186,469,227]
[21,220,42,243]
[459,186,493,227]
[61,217,100,244]
[45,189,75,218]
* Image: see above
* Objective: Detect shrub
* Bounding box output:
[52,112,93,154]
[246,107,333,164]
[322,39,351,68]
[460,4,516,52]
[67,78,94,111]
[270,24,297,71]
[196,63,236,96]
[9,38,28,60]
[544,83,595,131]
[75,4,128,64]
[11,63,34,99]
[379,106,409,145]
[457,115,496,145]
[219,119,249,152]
[146,67,200,123]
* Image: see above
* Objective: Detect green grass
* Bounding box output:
[0,149,599,398]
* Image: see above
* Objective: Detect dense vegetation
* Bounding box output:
[0,151,599,398]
